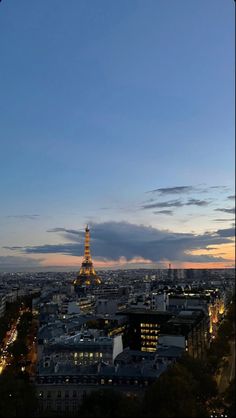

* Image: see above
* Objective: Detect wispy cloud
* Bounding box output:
[0,256,43,268]
[209,186,229,190]
[215,208,235,214]
[185,198,209,206]
[142,199,183,209]
[153,210,173,216]
[142,198,209,210]
[147,186,194,195]
[6,214,40,220]
[147,184,230,196]
[214,218,235,222]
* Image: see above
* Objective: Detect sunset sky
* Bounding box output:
[0,0,234,271]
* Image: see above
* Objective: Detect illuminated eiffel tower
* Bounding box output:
[74,225,101,287]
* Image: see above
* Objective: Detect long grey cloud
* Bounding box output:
[147,185,229,195]
[142,198,209,210]
[6,214,40,220]
[214,218,235,222]
[4,221,234,264]
[153,210,173,216]
[215,208,235,214]
[0,256,44,268]
[142,200,184,209]
[148,186,194,195]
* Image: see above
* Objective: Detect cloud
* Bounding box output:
[0,256,43,269]
[147,184,231,197]
[209,186,229,190]
[215,208,235,214]
[6,214,40,220]
[142,199,183,209]
[215,227,235,238]
[185,199,209,206]
[214,218,235,222]
[5,221,234,264]
[47,227,82,236]
[227,195,235,200]
[142,198,209,210]
[148,186,194,195]
[153,210,173,216]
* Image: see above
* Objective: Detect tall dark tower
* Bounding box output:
[167,263,172,280]
[74,225,101,287]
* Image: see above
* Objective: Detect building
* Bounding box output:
[161,309,210,358]
[151,292,169,311]
[35,359,167,416]
[0,293,6,318]
[118,309,173,352]
[40,331,123,367]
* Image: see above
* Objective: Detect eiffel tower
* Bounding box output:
[74,225,101,286]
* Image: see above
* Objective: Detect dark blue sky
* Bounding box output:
[0,0,234,270]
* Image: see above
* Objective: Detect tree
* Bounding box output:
[8,339,28,360]
[143,363,207,417]
[0,373,38,417]
[179,355,218,401]
[223,379,235,417]
[78,389,141,417]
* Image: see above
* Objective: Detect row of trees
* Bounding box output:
[0,372,37,417]
[0,296,33,344]
[8,311,34,367]
[0,297,38,417]
[206,293,235,374]
[76,355,216,417]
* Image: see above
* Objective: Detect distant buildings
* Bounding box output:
[38,330,123,367]
[0,266,234,417]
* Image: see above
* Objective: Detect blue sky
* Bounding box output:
[0,0,234,270]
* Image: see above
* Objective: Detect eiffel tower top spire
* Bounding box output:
[83,225,92,265]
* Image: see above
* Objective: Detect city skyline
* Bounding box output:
[0,1,235,271]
